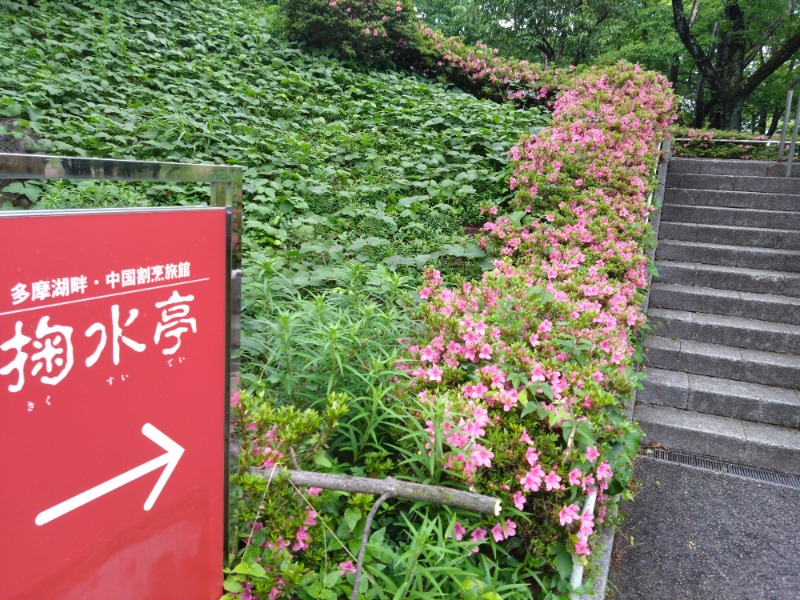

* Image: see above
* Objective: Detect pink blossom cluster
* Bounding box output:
[417,25,560,104]
[400,63,675,559]
[322,0,410,40]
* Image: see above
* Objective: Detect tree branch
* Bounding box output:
[672,0,722,89]
[689,0,700,26]
[350,492,390,600]
[743,17,784,67]
[249,466,502,515]
[743,27,800,96]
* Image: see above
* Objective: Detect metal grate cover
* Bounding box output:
[638,447,800,490]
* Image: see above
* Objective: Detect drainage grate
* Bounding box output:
[637,447,800,490]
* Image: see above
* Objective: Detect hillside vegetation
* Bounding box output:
[1,1,674,599]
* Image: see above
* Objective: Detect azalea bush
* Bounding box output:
[412,27,561,106]
[283,0,561,105]
[671,127,778,160]
[283,0,422,67]
[391,63,676,598]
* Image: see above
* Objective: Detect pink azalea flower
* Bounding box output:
[427,365,443,382]
[519,429,534,445]
[525,446,540,466]
[544,470,562,491]
[420,345,438,362]
[307,487,322,496]
[491,522,506,542]
[471,527,487,542]
[579,512,594,537]
[470,445,494,468]
[574,536,591,556]
[596,460,613,481]
[520,465,544,491]
[304,508,318,526]
[585,446,600,463]
[452,521,466,541]
[568,469,583,486]
[559,504,580,526]
[504,519,517,538]
[339,560,357,575]
[292,526,311,551]
[512,490,526,510]
[530,363,546,382]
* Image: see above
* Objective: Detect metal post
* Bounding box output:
[778,89,793,162]
[786,93,800,177]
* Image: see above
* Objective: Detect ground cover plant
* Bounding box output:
[0,0,675,598]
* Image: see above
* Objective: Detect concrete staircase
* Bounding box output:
[635,157,800,475]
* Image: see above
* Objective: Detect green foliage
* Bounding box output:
[1,0,546,282]
[414,0,639,68]
[672,126,778,160]
[283,0,421,68]
[0,1,660,598]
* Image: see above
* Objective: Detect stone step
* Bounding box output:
[666,172,800,195]
[668,157,800,178]
[634,403,800,475]
[656,240,800,273]
[655,260,800,298]
[663,187,800,212]
[649,283,800,325]
[640,367,800,428]
[645,335,800,389]
[661,204,800,230]
[649,307,800,354]
[658,221,800,250]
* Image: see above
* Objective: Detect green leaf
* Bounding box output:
[553,542,574,581]
[323,571,340,588]
[344,507,362,532]
[231,561,266,578]
[223,579,243,593]
[314,451,333,469]
[517,388,528,406]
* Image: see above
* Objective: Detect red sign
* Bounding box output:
[0,208,228,600]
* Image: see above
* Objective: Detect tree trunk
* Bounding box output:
[767,107,783,137]
[694,73,706,127]
[721,93,746,131]
[669,55,680,88]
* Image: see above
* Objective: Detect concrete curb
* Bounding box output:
[579,139,671,600]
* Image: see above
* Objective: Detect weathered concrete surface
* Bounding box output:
[608,457,800,600]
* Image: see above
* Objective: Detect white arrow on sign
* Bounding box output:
[35,423,185,526]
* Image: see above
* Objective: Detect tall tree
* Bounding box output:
[671,0,800,130]
[413,0,637,67]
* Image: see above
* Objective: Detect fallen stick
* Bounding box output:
[247,466,501,516]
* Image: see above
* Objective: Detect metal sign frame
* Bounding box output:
[0,152,242,581]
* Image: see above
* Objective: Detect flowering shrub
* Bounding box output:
[283,0,421,67]
[672,127,776,160]
[284,0,561,105]
[395,63,676,597]
[413,27,561,105]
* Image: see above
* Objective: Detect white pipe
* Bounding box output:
[569,489,598,599]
